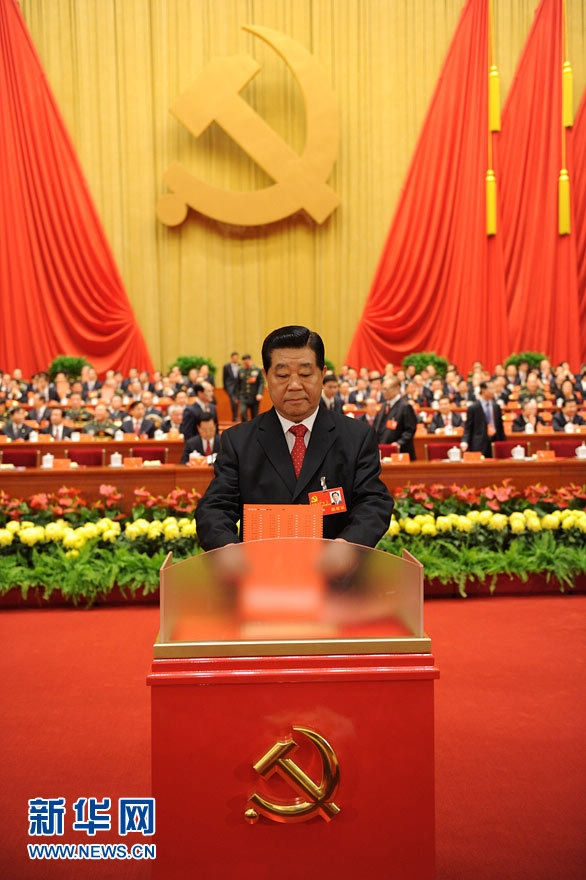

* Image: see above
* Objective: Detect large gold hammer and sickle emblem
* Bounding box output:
[156,26,340,227]
[244,726,340,824]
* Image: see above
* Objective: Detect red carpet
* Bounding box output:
[0,597,584,880]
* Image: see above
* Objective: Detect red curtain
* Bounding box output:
[346,0,509,375]
[499,0,580,368]
[0,0,153,378]
[573,92,586,365]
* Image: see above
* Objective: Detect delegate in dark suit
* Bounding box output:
[180,433,222,464]
[180,401,219,440]
[375,396,417,459]
[222,357,240,421]
[195,406,393,550]
[462,398,505,456]
[428,411,463,433]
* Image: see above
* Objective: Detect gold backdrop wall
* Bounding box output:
[20,0,586,373]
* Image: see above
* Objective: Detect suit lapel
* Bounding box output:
[293,406,336,499]
[257,409,297,495]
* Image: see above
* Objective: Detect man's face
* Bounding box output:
[12,409,25,424]
[370,378,381,393]
[69,394,82,408]
[50,409,63,425]
[142,392,153,407]
[94,405,107,421]
[524,400,537,418]
[132,403,145,421]
[231,354,239,363]
[112,396,122,409]
[323,380,338,399]
[340,381,350,398]
[175,391,188,407]
[200,383,214,403]
[266,347,325,422]
[438,398,451,416]
[526,375,538,391]
[197,420,216,441]
[243,358,252,370]
[482,383,495,400]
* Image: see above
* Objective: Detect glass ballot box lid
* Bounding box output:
[154,538,430,659]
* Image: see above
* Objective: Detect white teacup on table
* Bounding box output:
[576,444,586,460]
[511,445,526,460]
[447,446,462,462]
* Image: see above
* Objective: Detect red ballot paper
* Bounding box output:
[308,487,347,514]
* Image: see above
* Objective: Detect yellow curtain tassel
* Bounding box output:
[558,169,570,235]
[562,61,573,127]
[488,65,501,131]
[486,169,497,236]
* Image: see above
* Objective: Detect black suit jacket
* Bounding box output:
[2,422,32,440]
[195,407,394,550]
[180,402,218,440]
[462,400,505,455]
[223,363,239,397]
[41,425,73,439]
[428,412,463,433]
[552,412,585,432]
[180,433,222,464]
[511,414,544,432]
[120,417,156,438]
[374,397,417,459]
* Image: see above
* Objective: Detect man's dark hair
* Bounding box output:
[562,396,577,406]
[198,413,215,426]
[323,373,338,386]
[479,381,490,392]
[11,406,25,415]
[261,326,325,372]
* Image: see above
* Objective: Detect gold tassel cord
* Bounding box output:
[558,169,570,235]
[488,65,500,131]
[486,170,497,236]
[562,61,573,127]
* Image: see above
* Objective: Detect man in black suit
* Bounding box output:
[41,407,73,441]
[195,325,393,550]
[374,377,417,459]
[321,373,343,413]
[1,406,32,440]
[461,381,505,456]
[28,394,52,426]
[120,401,156,438]
[180,413,221,463]
[552,397,585,432]
[222,352,240,421]
[428,396,463,433]
[180,382,218,440]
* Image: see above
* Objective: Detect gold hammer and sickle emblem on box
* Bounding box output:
[244,726,340,824]
[156,26,340,227]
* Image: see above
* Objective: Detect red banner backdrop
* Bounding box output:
[0,0,153,377]
[574,93,586,364]
[499,0,581,369]
[345,0,509,375]
[347,0,585,375]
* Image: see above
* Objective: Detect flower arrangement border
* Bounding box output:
[0,481,584,605]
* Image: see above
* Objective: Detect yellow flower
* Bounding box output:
[18,526,46,546]
[80,523,99,540]
[0,528,13,547]
[62,529,78,548]
[102,528,119,543]
[466,510,481,523]
[386,520,400,537]
[525,517,542,532]
[45,520,67,542]
[125,522,141,541]
[65,549,79,558]
[510,518,526,534]
[403,519,421,535]
[489,514,508,531]
[455,516,472,532]
[421,522,437,536]
[19,520,35,530]
[147,521,164,539]
[562,515,576,530]
[436,516,452,532]
[133,518,150,536]
[447,513,460,525]
[162,516,178,528]
[6,521,20,533]
[163,523,180,541]
[478,510,493,525]
[540,514,558,530]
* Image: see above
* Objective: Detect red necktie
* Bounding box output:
[205,440,212,455]
[289,424,308,477]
